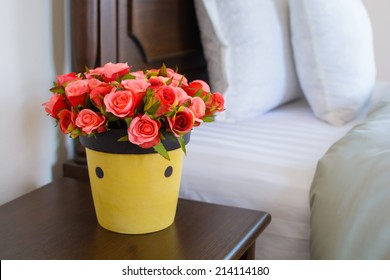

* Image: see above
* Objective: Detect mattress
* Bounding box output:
[179,85,390,259]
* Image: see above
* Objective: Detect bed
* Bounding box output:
[66,0,390,259]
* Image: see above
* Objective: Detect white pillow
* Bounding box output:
[194,0,301,122]
[289,0,376,126]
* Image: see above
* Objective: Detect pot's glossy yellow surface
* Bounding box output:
[86,148,184,234]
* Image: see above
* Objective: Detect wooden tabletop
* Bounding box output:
[0,177,271,260]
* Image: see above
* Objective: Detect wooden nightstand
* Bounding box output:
[0,178,270,260]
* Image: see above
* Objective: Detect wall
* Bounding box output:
[0,0,72,205]
[0,0,389,206]
[363,0,390,81]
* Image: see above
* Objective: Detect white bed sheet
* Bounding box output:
[179,84,390,259]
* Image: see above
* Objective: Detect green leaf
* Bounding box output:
[202,92,211,102]
[50,86,65,94]
[70,128,83,138]
[182,99,191,107]
[124,117,133,126]
[177,75,185,87]
[165,76,173,85]
[159,63,168,77]
[143,89,156,111]
[143,98,153,111]
[116,74,121,83]
[113,86,125,92]
[85,95,94,109]
[107,115,119,122]
[91,74,104,81]
[121,73,136,80]
[146,101,161,116]
[117,135,129,142]
[164,110,175,118]
[194,89,204,97]
[153,142,170,161]
[178,135,187,155]
[79,72,87,80]
[202,115,215,122]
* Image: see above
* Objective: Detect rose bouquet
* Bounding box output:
[43,62,224,160]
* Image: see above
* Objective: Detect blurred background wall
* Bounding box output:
[0,0,72,205]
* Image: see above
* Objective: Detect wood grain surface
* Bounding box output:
[0,178,270,260]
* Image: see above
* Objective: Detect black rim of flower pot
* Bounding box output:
[79,129,190,154]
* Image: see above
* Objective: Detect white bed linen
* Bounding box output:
[178,88,388,259]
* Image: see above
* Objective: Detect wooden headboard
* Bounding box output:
[70,0,207,79]
[64,0,208,180]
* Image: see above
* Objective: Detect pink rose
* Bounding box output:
[148,78,165,91]
[167,107,195,137]
[128,115,161,148]
[56,72,79,86]
[130,70,146,79]
[155,86,178,116]
[156,76,171,85]
[184,80,210,97]
[174,87,191,105]
[75,109,106,134]
[87,78,105,90]
[43,93,68,119]
[103,90,136,118]
[58,109,76,134]
[121,79,149,93]
[166,68,188,87]
[206,92,225,114]
[212,92,225,112]
[102,62,130,82]
[189,97,206,123]
[90,85,113,109]
[88,79,113,108]
[65,80,90,107]
[85,67,104,79]
[121,79,149,107]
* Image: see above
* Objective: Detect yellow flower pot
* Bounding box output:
[80,129,190,234]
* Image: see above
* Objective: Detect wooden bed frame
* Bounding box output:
[64,0,208,180]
